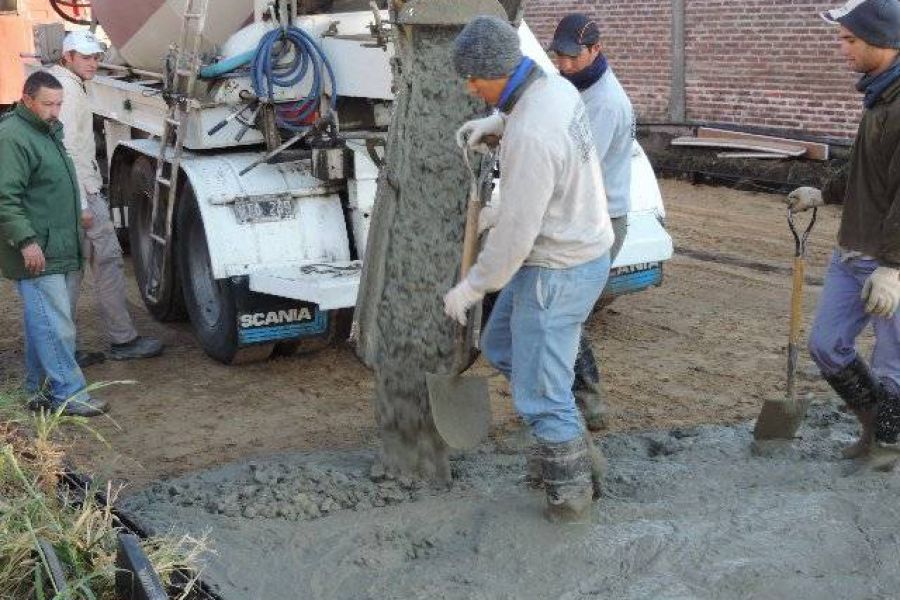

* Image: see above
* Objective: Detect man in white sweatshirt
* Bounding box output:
[551,13,636,431]
[50,31,163,364]
[447,15,614,522]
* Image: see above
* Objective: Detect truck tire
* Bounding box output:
[128,156,187,322]
[176,184,270,364]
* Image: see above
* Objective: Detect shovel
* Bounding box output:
[426,148,493,450]
[753,206,818,440]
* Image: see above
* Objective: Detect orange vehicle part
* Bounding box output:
[0,0,72,105]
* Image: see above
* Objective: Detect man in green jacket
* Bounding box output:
[0,71,107,416]
[787,0,900,460]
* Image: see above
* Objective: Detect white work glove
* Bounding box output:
[443,279,484,326]
[861,267,900,318]
[478,202,500,235]
[785,187,824,213]
[455,113,504,154]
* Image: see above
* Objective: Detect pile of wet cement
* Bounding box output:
[122,401,900,600]
[137,457,455,522]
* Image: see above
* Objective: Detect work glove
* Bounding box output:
[861,267,900,318]
[785,187,824,213]
[478,201,500,235]
[443,279,484,326]
[455,113,504,154]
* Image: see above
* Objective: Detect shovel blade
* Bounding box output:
[753,396,809,440]
[426,372,491,450]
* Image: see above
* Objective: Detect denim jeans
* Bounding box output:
[482,254,611,443]
[809,251,900,395]
[16,272,89,403]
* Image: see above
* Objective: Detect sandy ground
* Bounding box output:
[0,178,857,490]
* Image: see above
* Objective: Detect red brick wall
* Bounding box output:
[523,1,863,140]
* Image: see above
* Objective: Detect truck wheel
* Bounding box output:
[176,185,271,364]
[128,156,187,321]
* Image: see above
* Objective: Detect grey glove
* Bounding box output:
[785,187,824,213]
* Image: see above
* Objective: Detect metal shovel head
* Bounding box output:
[752,395,810,440]
[426,371,491,450]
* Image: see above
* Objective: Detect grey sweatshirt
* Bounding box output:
[580,68,634,218]
[466,73,614,295]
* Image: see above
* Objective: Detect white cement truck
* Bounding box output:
[76,0,672,364]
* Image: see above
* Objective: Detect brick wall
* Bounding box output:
[523,1,863,140]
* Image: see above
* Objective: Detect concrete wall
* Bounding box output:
[524,0,864,141]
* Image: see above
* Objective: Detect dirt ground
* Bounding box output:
[0,178,852,490]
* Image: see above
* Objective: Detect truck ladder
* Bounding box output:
[145,0,210,302]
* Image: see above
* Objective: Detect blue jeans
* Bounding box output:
[16,273,89,403]
[482,254,611,443]
[809,251,900,394]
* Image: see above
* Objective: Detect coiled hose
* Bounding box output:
[200,26,338,132]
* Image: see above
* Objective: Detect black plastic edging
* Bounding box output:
[59,468,225,600]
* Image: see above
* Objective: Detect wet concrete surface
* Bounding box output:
[122,401,900,600]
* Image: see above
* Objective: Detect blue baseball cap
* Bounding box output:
[821,0,900,48]
[549,14,601,57]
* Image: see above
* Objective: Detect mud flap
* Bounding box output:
[233,281,330,347]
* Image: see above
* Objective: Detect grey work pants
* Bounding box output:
[68,192,138,345]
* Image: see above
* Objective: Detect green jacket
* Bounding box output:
[839,76,900,266]
[0,103,82,280]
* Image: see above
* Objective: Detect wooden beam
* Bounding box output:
[671,136,807,156]
[697,127,829,160]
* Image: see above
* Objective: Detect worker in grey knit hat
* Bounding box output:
[444,15,614,523]
[785,0,900,466]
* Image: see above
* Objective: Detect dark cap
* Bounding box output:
[821,0,900,49]
[549,13,601,57]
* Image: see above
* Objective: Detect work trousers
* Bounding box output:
[482,254,610,443]
[16,272,89,403]
[68,192,137,345]
[808,251,900,395]
[573,216,628,396]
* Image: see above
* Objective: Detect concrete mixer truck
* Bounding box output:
[71,0,672,364]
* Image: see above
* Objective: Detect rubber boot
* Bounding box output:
[524,447,542,489]
[875,384,900,445]
[539,436,593,524]
[584,431,607,500]
[842,406,875,459]
[822,358,882,458]
[573,335,609,431]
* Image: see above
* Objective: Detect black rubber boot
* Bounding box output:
[539,436,593,524]
[822,358,883,457]
[875,385,900,445]
[573,334,608,431]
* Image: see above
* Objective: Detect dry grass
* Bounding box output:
[0,384,208,599]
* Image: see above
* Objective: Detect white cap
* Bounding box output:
[62,30,106,56]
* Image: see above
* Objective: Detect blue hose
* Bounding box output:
[252,26,338,131]
[199,50,254,79]
[200,25,338,132]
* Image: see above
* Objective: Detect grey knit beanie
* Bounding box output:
[821,0,900,49]
[453,15,523,79]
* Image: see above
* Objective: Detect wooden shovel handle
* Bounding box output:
[789,256,805,345]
